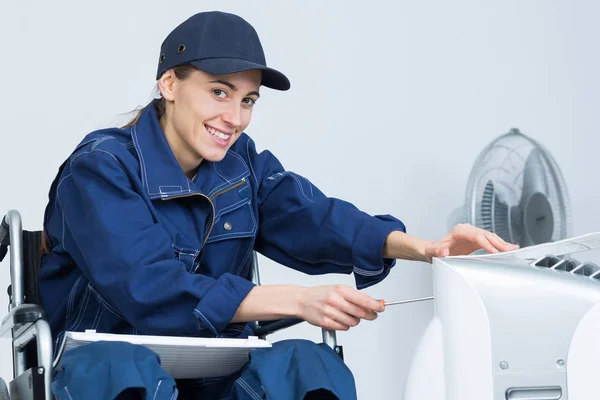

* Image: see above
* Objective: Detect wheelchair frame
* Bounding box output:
[0,209,341,400]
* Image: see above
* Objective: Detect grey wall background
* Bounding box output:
[1,1,598,398]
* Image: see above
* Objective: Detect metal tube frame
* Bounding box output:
[322,329,337,350]
[13,319,53,399]
[3,210,28,381]
[251,252,261,286]
[3,209,53,399]
[6,210,24,309]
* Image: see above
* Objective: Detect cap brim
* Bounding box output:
[191,58,290,91]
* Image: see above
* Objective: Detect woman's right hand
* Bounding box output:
[297,285,385,331]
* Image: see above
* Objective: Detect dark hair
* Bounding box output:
[121,64,199,128]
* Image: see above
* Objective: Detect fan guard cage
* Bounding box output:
[464,128,571,244]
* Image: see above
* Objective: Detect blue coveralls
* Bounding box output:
[39,100,406,399]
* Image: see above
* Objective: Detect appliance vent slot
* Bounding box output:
[534,256,561,268]
[553,258,580,272]
[574,262,600,277]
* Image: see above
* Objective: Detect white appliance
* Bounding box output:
[403,233,600,400]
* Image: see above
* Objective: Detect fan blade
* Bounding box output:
[519,148,555,246]
[480,181,495,232]
[521,148,549,201]
[480,180,518,244]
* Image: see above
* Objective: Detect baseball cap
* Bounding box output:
[156,11,290,91]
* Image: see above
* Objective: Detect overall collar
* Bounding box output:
[130,100,249,200]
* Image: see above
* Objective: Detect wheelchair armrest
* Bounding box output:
[0,304,45,338]
[255,317,304,337]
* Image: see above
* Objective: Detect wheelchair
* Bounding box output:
[0,209,342,400]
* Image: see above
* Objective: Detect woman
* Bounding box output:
[39,11,517,400]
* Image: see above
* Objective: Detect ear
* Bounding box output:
[157,70,177,101]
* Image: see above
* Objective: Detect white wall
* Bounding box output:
[1,1,599,398]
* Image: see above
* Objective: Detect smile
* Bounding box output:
[205,125,232,141]
[205,125,233,147]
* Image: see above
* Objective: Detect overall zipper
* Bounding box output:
[209,178,246,201]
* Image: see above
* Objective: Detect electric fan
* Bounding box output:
[449,128,571,247]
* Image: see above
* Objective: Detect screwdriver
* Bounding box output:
[379,296,434,308]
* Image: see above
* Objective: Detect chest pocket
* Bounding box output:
[207,182,257,243]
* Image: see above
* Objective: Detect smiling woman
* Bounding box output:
[37,10,516,400]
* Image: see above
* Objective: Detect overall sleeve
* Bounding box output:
[56,149,254,336]
[245,139,406,289]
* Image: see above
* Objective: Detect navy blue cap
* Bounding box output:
[156,11,290,91]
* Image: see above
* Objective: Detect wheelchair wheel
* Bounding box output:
[0,377,9,400]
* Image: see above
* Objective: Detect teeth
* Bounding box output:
[207,127,231,141]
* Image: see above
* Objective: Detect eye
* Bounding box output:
[242,97,257,106]
[212,89,227,98]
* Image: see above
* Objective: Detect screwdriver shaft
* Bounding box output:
[383,296,434,306]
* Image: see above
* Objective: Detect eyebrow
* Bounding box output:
[209,80,260,98]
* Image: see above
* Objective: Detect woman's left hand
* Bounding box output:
[424,223,519,262]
